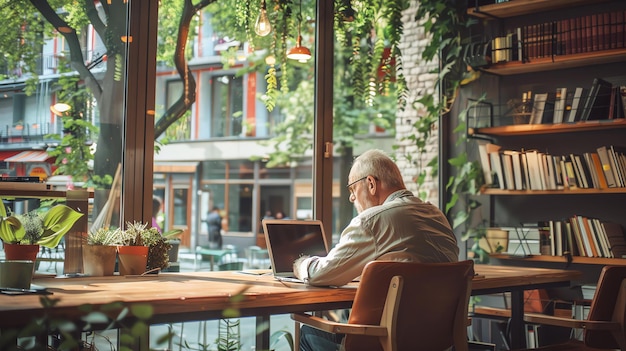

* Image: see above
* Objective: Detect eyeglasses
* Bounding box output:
[346,176,368,195]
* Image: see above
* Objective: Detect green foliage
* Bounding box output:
[45,74,100,187]
[0,200,83,248]
[407,0,488,261]
[217,319,241,351]
[119,221,172,270]
[0,297,158,351]
[87,227,122,245]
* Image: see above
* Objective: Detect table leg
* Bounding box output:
[509,290,526,349]
[256,315,270,350]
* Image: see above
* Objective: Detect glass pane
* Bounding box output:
[153,0,316,253]
[0,4,127,224]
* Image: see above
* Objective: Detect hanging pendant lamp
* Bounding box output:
[287,0,311,61]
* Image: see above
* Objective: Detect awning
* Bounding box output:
[0,151,21,161]
[4,150,52,163]
[154,162,199,173]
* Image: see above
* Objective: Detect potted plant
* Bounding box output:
[163,228,183,266]
[116,221,171,275]
[0,200,83,262]
[83,227,121,276]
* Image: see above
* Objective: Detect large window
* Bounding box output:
[210,73,243,137]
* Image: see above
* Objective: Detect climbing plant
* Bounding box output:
[405,0,488,260]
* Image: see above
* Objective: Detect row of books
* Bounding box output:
[519,79,626,124]
[488,10,626,65]
[538,217,626,259]
[478,143,626,191]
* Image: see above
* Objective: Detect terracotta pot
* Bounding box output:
[3,243,39,262]
[117,245,149,275]
[83,245,117,276]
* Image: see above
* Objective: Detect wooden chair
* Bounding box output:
[518,265,626,350]
[292,260,475,351]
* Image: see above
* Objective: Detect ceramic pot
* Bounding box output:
[167,239,180,263]
[83,245,117,276]
[0,260,34,289]
[3,243,39,262]
[117,245,149,275]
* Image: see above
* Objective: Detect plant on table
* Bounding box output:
[0,199,83,248]
[121,221,171,271]
[87,227,122,246]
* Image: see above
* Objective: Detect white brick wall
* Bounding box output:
[395,0,440,206]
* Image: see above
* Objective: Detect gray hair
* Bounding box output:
[351,149,405,189]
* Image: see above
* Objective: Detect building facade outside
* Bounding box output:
[0,1,438,257]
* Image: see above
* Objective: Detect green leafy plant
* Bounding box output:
[0,296,160,351]
[86,227,122,246]
[404,0,489,262]
[0,200,83,249]
[119,221,172,271]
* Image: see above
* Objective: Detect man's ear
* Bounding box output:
[367,175,377,194]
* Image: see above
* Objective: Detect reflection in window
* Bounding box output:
[210,74,243,137]
[173,188,188,226]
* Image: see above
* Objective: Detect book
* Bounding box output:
[501,152,515,190]
[582,152,600,188]
[620,86,626,118]
[521,151,532,190]
[589,152,608,189]
[490,151,505,190]
[576,215,598,257]
[569,216,587,257]
[477,142,501,186]
[591,218,611,258]
[609,146,626,187]
[596,146,618,187]
[579,78,613,121]
[602,222,626,258]
[553,87,567,123]
[525,150,544,190]
[561,89,575,122]
[563,221,577,256]
[567,87,586,122]
[563,158,578,189]
[503,150,524,190]
[569,154,589,188]
[544,153,557,190]
[529,93,555,124]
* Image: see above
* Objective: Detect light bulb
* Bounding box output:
[255,2,271,36]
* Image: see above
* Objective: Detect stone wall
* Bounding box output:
[395,0,440,206]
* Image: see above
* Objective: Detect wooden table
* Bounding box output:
[0,264,581,350]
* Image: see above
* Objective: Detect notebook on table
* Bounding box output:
[262,219,330,283]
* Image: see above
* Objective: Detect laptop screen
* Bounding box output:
[262,219,329,277]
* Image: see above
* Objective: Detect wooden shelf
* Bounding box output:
[481,186,626,195]
[471,118,626,137]
[478,49,626,76]
[491,253,626,266]
[467,0,610,19]
[0,189,94,199]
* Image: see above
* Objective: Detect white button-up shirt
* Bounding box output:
[293,190,459,286]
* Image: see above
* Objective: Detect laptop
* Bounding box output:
[262,219,330,283]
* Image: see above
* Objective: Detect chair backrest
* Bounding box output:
[218,261,244,271]
[344,260,475,351]
[584,265,626,349]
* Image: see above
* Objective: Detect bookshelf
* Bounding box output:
[467,0,613,20]
[480,49,626,76]
[458,0,626,279]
